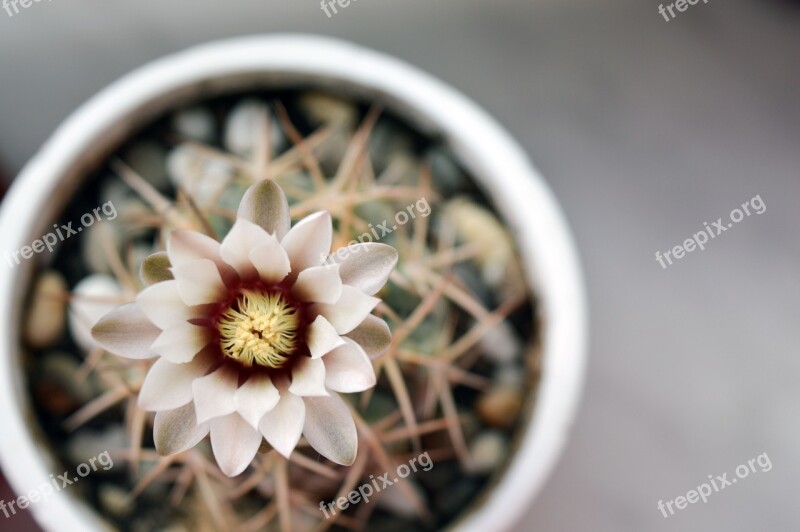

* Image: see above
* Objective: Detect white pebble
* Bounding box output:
[172,107,216,143]
[224,99,284,159]
[67,274,123,352]
[167,144,235,207]
[468,431,508,474]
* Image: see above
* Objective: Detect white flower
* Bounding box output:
[92,181,397,477]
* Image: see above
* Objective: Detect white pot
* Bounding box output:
[0,35,587,532]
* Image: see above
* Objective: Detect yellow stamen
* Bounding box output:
[218,290,300,368]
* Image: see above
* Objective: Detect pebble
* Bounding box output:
[99,484,132,518]
[479,320,522,363]
[24,270,67,349]
[224,99,284,159]
[172,107,216,143]
[66,426,126,466]
[433,475,482,517]
[67,274,123,352]
[367,120,414,173]
[124,141,171,190]
[427,147,467,195]
[443,197,517,289]
[297,91,358,131]
[81,221,119,275]
[377,476,427,518]
[493,362,526,389]
[41,352,97,402]
[101,175,137,207]
[87,181,151,274]
[167,143,236,207]
[476,384,524,429]
[467,431,508,474]
[35,352,93,416]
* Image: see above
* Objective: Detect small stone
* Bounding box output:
[99,484,132,518]
[493,363,525,388]
[167,143,236,207]
[443,197,521,291]
[467,431,508,474]
[160,525,191,532]
[101,177,137,208]
[84,183,150,274]
[66,426,126,466]
[35,353,92,416]
[24,271,68,349]
[68,274,123,352]
[297,91,358,131]
[40,352,97,402]
[383,151,422,188]
[433,475,482,517]
[452,263,492,306]
[427,147,466,195]
[367,120,414,173]
[124,141,170,190]
[81,221,119,275]
[313,127,351,171]
[224,99,284,159]
[291,508,318,531]
[479,320,522,363]
[377,476,427,518]
[476,385,524,429]
[172,107,216,143]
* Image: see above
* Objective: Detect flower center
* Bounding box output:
[217,289,300,369]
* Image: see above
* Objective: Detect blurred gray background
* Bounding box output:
[1,0,799,531]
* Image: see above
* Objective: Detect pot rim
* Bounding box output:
[0,34,587,532]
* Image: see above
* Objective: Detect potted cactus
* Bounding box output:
[0,35,586,531]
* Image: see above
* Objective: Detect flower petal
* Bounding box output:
[167,229,237,285]
[323,339,376,393]
[259,392,305,459]
[291,264,342,304]
[154,403,210,456]
[137,280,204,329]
[249,235,291,285]
[306,315,346,359]
[237,180,291,240]
[329,243,398,295]
[151,322,212,364]
[280,211,332,273]
[138,349,216,411]
[140,252,174,286]
[91,303,160,359]
[345,315,392,360]
[220,219,272,280]
[234,374,280,429]
[303,395,358,466]
[311,286,380,335]
[172,258,227,306]
[210,413,262,477]
[192,366,239,424]
[289,357,328,397]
